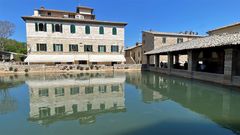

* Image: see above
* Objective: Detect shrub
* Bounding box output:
[9,67,13,71]
[24,69,29,73]
[85,67,89,70]
[90,65,94,70]
[80,67,84,70]
[14,68,18,72]
[69,66,73,70]
[124,67,129,69]
[77,66,80,70]
[96,66,99,70]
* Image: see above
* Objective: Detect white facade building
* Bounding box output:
[22,6,127,65]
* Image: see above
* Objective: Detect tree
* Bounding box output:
[0,21,15,51]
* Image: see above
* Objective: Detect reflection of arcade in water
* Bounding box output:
[135,72,240,134]
[27,74,126,125]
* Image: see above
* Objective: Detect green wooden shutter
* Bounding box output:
[35,23,38,32]
[85,26,90,34]
[53,44,56,51]
[37,44,39,51]
[71,25,75,33]
[99,26,104,34]
[52,24,55,32]
[44,23,47,32]
[61,44,63,51]
[60,24,63,33]
[112,27,117,35]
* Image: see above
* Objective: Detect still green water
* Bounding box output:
[0,71,240,135]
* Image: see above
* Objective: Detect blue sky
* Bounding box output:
[0,0,240,47]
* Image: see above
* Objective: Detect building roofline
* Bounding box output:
[76,6,94,10]
[207,22,240,34]
[21,16,128,26]
[143,31,205,37]
[37,8,77,14]
[125,44,142,51]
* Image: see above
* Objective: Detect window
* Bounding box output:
[112,85,119,92]
[87,103,92,111]
[85,86,94,94]
[72,104,78,113]
[52,24,62,32]
[99,85,107,93]
[84,45,93,52]
[55,88,64,97]
[162,37,166,44]
[177,38,184,43]
[35,23,47,32]
[37,44,47,52]
[99,26,104,34]
[53,44,63,52]
[85,25,90,34]
[70,87,79,95]
[70,25,76,33]
[100,104,105,110]
[47,12,51,16]
[98,45,106,52]
[38,88,49,97]
[69,44,78,52]
[112,27,117,35]
[111,45,119,52]
[39,107,50,118]
[55,106,65,115]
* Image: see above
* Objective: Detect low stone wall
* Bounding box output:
[0,63,142,74]
[147,66,240,87]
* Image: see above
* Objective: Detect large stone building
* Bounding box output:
[22,6,127,65]
[125,42,142,64]
[142,31,203,64]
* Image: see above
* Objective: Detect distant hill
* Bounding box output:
[3,39,27,54]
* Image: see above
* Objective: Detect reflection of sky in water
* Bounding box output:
[0,72,239,135]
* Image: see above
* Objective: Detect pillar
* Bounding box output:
[155,54,159,68]
[187,50,197,72]
[167,53,173,71]
[175,54,179,64]
[146,55,150,67]
[224,48,236,83]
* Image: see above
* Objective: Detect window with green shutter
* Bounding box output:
[99,26,104,34]
[84,45,93,52]
[70,25,76,33]
[37,44,47,51]
[98,45,106,52]
[112,27,117,35]
[69,44,78,52]
[85,25,90,34]
[53,44,63,52]
[111,45,119,52]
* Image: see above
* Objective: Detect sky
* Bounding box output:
[0,0,240,47]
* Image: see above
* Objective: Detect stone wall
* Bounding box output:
[0,63,142,74]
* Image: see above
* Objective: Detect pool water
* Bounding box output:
[0,71,240,135]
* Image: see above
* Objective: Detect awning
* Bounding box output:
[89,54,126,62]
[24,55,74,63]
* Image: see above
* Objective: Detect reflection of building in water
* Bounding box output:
[126,72,167,103]
[27,75,126,125]
[140,71,240,133]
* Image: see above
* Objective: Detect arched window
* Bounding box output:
[70,25,76,33]
[99,26,104,34]
[39,23,44,31]
[112,27,117,35]
[85,25,90,34]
